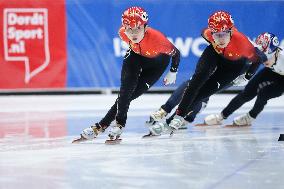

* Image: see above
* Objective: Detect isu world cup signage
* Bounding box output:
[0,0,66,89]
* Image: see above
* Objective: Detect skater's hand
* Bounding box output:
[233,74,249,86]
[163,71,177,85]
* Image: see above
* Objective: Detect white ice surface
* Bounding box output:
[0,94,283,189]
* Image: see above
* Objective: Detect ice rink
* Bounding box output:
[0,94,283,189]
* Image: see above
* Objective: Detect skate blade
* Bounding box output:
[224,124,251,128]
[105,139,122,145]
[195,123,221,126]
[169,130,175,137]
[72,135,88,143]
[142,132,159,139]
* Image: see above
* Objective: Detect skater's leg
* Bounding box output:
[184,97,209,123]
[171,58,247,129]
[222,68,272,118]
[99,50,142,128]
[161,80,188,113]
[249,81,284,118]
[221,90,256,118]
[176,48,248,118]
[182,74,230,120]
[112,55,171,138]
[148,80,189,124]
[203,69,265,125]
[173,76,230,126]
[176,45,219,117]
[230,82,282,127]
[99,99,118,128]
[115,54,170,126]
[166,113,175,125]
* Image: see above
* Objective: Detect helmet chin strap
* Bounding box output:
[138,24,148,42]
[144,24,148,33]
[225,29,233,47]
[229,29,233,39]
[274,48,281,64]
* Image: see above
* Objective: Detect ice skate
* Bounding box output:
[197,113,224,126]
[105,123,123,144]
[179,120,189,129]
[145,121,168,138]
[146,108,168,126]
[225,113,254,127]
[231,113,254,126]
[142,132,158,138]
[72,123,103,143]
[72,134,89,143]
[168,115,185,136]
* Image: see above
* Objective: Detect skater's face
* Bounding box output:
[125,25,146,43]
[212,31,231,48]
[263,49,280,67]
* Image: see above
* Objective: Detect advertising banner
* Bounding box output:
[0,0,66,89]
[66,0,284,88]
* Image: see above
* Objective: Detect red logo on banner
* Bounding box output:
[0,0,66,89]
[4,9,49,83]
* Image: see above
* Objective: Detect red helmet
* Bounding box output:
[121,7,148,29]
[208,11,234,33]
